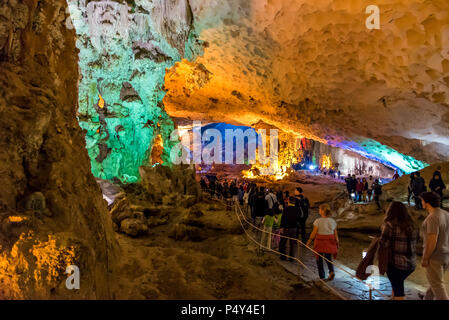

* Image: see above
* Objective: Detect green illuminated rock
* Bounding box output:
[68,0,203,182]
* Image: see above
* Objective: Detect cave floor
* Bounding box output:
[112,197,337,300]
[109,173,449,300]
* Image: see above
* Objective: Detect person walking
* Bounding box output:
[277,189,285,209]
[351,174,357,200]
[248,186,257,224]
[345,174,353,201]
[238,185,244,205]
[356,178,364,203]
[420,192,449,300]
[279,196,300,262]
[243,187,250,215]
[379,201,419,300]
[362,177,369,202]
[306,204,339,281]
[271,210,282,250]
[373,179,383,209]
[295,187,310,243]
[412,172,426,210]
[223,182,232,210]
[260,210,274,251]
[265,189,278,213]
[393,171,400,180]
[367,175,375,202]
[407,172,416,206]
[429,172,446,209]
[253,187,268,239]
[230,182,239,203]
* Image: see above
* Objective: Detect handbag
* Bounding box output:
[378,222,393,275]
[356,237,380,280]
[377,241,391,275]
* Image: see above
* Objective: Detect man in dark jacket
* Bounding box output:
[248,187,257,224]
[345,174,353,200]
[253,187,268,239]
[373,179,383,209]
[279,196,300,261]
[429,172,446,208]
[411,172,426,210]
[294,187,310,243]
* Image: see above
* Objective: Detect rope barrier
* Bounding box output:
[203,188,390,300]
[233,201,348,300]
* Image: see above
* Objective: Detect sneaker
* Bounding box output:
[327,272,335,281]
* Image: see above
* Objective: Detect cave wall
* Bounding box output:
[0,0,117,299]
[312,142,395,178]
[68,0,204,182]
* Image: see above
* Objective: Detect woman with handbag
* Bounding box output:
[306,204,339,281]
[379,201,419,300]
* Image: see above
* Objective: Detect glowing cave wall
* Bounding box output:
[68,0,203,182]
[333,138,429,174]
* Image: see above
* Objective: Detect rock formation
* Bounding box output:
[0,0,117,299]
[68,0,204,182]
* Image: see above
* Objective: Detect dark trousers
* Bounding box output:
[250,206,255,224]
[317,253,334,279]
[414,195,423,209]
[436,192,444,208]
[279,227,297,260]
[387,265,414,297]
[296,218,308,243]
[374,195,381,208]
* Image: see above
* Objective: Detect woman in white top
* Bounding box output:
[306,204,339,281]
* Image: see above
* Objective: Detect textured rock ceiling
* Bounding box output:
[67,0,449,180]
[163,0,449,165]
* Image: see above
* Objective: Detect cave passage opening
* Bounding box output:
[67,0,430,185]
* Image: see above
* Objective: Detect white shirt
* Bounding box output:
[313,217,337,235]
[265,193,277,209]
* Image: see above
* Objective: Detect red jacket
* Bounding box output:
[356,181,364,192]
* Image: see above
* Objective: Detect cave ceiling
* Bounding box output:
[165,0,449,165]
[68,0,449,180]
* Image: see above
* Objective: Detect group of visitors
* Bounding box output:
[321,168,341,180]
[200,168,449,300]
[200,177,247,210]
[344,174,383,208]
[247,185,340,281]
[201,178,339,281]
[374,192,449,300]
[408,167,446,209]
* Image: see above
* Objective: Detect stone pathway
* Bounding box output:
[233,200,429,300]
[274,248,426,300]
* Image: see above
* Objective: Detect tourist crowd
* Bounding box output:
[200,168,449,300]
[344,174,383,208]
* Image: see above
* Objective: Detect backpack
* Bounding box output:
[267,194,280,215]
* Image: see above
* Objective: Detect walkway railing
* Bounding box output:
[205,189,390,300]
